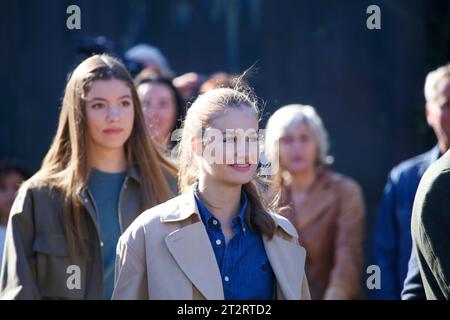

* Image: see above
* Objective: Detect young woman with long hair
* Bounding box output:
[0,54,177,299]
[112,85,310,300]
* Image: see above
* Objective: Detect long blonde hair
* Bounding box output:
[178,85,276,237]
[32,54,176,253]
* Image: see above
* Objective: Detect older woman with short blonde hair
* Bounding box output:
[265,104,365,300]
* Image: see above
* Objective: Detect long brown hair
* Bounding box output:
[178,84,276,237]
[32,54,177,253]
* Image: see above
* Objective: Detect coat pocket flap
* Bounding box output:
[33,234,70,256]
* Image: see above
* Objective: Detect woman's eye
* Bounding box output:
[121,100,132,107]
[282,137,293,144]
[300,135,311,143]
[91,103,105,110]
[158,101,172,109]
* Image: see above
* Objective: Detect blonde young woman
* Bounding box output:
[112,86,310,300]
[265,104,365,300]
[0,54,177,300]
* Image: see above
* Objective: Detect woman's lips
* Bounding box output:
[103,128,124,134]
[229,164,252,172]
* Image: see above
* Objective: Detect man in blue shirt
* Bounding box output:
[373,63,450,299]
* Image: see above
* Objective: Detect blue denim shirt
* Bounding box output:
[194,187,275,300]
[373,146,439,299]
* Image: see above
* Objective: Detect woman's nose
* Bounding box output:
[106,105,120,122]
[235,139,249,164]
[150,109,158,119]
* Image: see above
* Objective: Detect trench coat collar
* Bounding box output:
[161,185,306,300]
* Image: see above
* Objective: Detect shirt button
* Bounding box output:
[100,242,104,247]
[212,219,218,225]
[216,239,222,246]
[224,276,230,282]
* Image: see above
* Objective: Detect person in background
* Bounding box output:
[0,161,29,267]
[264,104,365,300]
[0,54,177,300]
[199,72,236,94]
[134,71,186,157]
[373,63,450,300]
[125,43,201,102]
[172,72,202,102]
[401,63,450,299]
[411,147,450,299]
[112,86,310,300]
[125,44,173,78]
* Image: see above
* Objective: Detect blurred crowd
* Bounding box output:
[0,38,449,300]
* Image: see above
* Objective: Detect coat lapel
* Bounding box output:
[264,230,306,300]
[163,190,225,300]
[78,189,101,236]
[81,166,141,236]
[162,187,307,300]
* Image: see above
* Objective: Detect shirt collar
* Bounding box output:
[193,182,249,233]
[236,192,249,232]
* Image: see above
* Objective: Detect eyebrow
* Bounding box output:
[87,94,132,102]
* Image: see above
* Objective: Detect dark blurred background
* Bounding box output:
[1,0,450,297]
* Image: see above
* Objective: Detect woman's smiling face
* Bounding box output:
[197,106,260,187]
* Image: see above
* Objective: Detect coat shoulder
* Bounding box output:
[392,148,437,177]
[413,155,450,222]
[9,175,62,216]
[422,149,450,180]
[269,212,299,239]
[325,170,362,194]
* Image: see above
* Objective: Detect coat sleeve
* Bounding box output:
[111,225,148,300]
[412,170,450,300]
[0,185,41,299]
[372,171,401,299]
[324,179,365,300]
